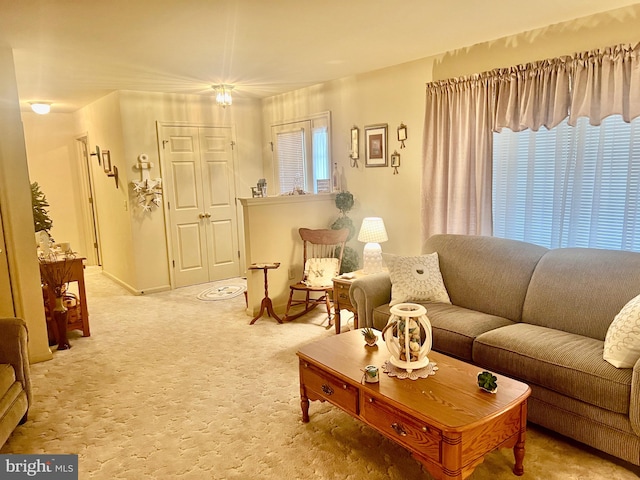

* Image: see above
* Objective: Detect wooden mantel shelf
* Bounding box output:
[239,193,335,207]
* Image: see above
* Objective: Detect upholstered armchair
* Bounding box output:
[0,317,31,447]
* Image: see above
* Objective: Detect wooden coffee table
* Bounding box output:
[297,330,531,480]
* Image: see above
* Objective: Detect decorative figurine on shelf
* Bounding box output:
[362,327,378,346]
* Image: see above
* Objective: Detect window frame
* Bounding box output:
[271,112,331,195]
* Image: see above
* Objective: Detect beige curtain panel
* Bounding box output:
[422,42,640,242]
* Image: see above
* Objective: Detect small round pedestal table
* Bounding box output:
[249,262,283,325]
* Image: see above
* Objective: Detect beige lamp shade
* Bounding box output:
[358,217,388,274]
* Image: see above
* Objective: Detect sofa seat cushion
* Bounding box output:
[473,323,633,414]
[373,303,515,361]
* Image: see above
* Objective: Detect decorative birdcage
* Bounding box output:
[381,303,432,373]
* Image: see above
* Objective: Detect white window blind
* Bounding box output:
[312,126,329,188]
[493,115,640,251]
[277,129,306,194]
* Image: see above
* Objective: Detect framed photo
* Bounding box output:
[93,145,102,166]
[364,124,388,167]
[102,150,112,173]
[391,152,401,168]
[350,126,359,160]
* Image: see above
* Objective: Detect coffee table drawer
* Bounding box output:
[362,392,441,462]
[300,361,358,415]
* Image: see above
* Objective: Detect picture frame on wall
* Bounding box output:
[102,150,112,173]
[350,126,359,160]
[364,124,388,167]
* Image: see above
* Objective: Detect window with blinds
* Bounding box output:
[272,112,331,194]
[277,129,305,194]
[493,115,640,251]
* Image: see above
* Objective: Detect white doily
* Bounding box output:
[382,360,438,380]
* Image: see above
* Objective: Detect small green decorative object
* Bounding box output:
[477,371,498,393]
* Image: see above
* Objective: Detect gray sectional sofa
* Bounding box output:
[349,234,640,467]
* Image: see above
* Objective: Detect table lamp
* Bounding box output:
[358,217,388,274]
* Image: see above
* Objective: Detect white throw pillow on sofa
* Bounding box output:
[604,293,640,368]
[385,253,451,307]
[303,258,339,288]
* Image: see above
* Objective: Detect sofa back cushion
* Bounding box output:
[522,248,640,340]
[424,234,547,322]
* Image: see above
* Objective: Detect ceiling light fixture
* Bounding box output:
[30,102,52,115]
[213,84,233,107]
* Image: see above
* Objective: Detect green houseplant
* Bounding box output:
[31,182,53,237]
[330,191,359,274]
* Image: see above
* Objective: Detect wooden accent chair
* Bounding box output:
[283,228,349,323]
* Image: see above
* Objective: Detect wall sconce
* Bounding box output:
[358,217,388,274]
[30,102,51,115]
[213,84,233,107]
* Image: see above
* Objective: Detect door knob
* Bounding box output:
[198,213,206,219]
[204,213,211,218]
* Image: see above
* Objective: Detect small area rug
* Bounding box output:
[197,284,246,301]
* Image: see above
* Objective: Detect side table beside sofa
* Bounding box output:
[0,317,31,447]
[349,234,640,467]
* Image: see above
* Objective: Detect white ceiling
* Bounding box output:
[2,0,639,113]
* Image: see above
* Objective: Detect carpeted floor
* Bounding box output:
[2,268,639,479]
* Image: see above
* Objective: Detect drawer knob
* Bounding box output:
[342,384,347,389]
[321,384,334,396]
[422,426,428,432]
[391,422,407,437]
[369,398,374,403]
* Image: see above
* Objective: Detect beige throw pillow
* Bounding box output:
[303,258,339,288]
[604,293,640,368]
[385,253,451,307]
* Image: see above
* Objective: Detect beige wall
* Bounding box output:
[22,112,87,260]
[72,90,264,293]
[0,47,51,363]
[241,194,337,315]
[262,58,434,259]
[262,4,640,259]
[8,4,640,327]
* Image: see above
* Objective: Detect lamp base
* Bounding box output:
[362,242,383,274]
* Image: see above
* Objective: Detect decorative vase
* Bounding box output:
[382,303,432,373]
[53,295,71,350]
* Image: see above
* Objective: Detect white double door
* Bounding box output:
[161,125,239,287]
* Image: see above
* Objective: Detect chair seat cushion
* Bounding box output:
[473,323,633,414]
[0,364,16,396]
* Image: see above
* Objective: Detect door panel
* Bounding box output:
[164,126,209,287]
[172,163,199,208]
[200,127,239,280]
[177,224,205,270]
[162,125,239,287]
[207,162,230,206]
[211,220,234,264]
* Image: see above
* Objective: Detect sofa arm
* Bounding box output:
[0,318,31,406]
[631,358,640,437]
[349,272,392,329]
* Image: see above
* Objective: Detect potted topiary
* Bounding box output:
[331,191,359,274]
